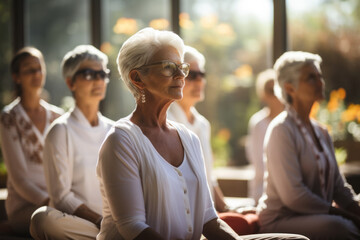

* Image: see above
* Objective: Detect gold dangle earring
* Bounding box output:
[141,90,146,103]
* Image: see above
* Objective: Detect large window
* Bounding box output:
[101,0,170,120]
[288,0,360,162]
[181,0,273,165]
[2,0,360,167]
[25,0,90,108]
[288,0,360,103]
[0,0,12,106]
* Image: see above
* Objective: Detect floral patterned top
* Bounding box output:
[0,97,63,217]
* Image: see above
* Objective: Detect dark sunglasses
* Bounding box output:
[186,70,206,81]
[73,68,110,82]
[137,61,190,77]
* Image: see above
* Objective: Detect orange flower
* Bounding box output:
[327,89,340,112]
[337,88,346,100]
[310,102,320,119]
[217,128,231,142]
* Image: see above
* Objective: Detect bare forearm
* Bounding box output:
[74,204,102,228]
[203,218,242,240]
[134,227,164,240]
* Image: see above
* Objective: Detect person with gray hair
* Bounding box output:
[96,28,308,240]
[168,45,223,209]
[246,69,284,204]
[257,51,360,239]
[30,45,114,239]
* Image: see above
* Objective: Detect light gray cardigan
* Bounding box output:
[257,110,358,227]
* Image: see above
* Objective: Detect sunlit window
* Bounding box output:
[25,0,90,108]
[0,0,12,107]
[288,0,360,104]
[181,0,273,165]
[101,0,170,120]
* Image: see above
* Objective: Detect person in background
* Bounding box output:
[257,51,360,240]
[167,45,229,213]
[245,69,284,204]
[30,45,114,239]
[0,46,63,236]
[96,27,308,240]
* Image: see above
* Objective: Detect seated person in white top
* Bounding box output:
[167,45,229,212]
[30,45,114,240]
[96,27,308,240]
[257,51,360,240]
[245,69,283,204]
[0,47,63,236]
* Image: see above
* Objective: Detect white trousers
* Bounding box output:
[30,206,99,240]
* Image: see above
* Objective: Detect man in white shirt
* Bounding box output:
[30,45,113,239]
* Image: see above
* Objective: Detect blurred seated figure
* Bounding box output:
[0,47,63,236]
[245,69,284,204]
[96,27,308,240]
[257,51,360,240]
[167,45,230,213]
[30,45,114,240]
[168,45,260,235]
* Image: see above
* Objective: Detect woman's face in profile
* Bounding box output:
[139,46,186,102]
[295,63,325,105]
[69,60,109,103]
[15,55,45,93]
[182,61,206,105]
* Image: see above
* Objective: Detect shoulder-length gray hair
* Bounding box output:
[61,45,108,80]
[273,51,322,104]
[117,27,185,100]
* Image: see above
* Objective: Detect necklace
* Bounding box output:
[287,106,334,200]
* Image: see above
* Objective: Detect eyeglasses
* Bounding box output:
[186,70,206,81]
[20,68,43,75]
[137,61,190,77]
[73,68,110,82]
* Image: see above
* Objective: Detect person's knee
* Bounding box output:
[30,206,66,240]
[320,216,359,239]
[30,206,52,239]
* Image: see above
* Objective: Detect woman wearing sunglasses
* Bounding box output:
[167,45,228,212]
[0,47,63,236]
[30,45,114,239]
[95,28,308,240]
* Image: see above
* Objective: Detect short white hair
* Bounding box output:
[184,45,205,72]
[273,51,322,104]
[62,45,108,80]
[255,68,276,99]
[117,27,185,100]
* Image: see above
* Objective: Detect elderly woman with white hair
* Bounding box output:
[96,28,308,240]
[257,51,360,239]
[30,45,114,239]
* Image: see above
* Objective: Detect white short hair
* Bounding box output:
[117,27,185,100]
[62,45,108,80]
[273,51,322,104]
[255,68,276,99]
[184,46,205,72]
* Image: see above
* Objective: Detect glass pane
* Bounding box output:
[25,0,90,108]
[288,0,360,103]
[101,0,170,120]
[181,0,273,165]
[288,0,360,158]
[0,0,13,108]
